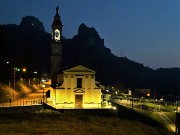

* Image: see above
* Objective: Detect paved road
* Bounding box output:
[113,99,176,133]
[0,90,44,107]
[158,112,175,132]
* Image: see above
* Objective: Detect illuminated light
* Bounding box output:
[22,68,26,72]
[108,105,117,110]
[33,71,37,74]
[54,29,60,41]
[17,68,20,72]
[42,84,45,88]
[6,61,9,64]
[147,93,150,97]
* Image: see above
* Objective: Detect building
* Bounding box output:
[48,7,102,109]
[49,65,102,109]
[51,6,63,88]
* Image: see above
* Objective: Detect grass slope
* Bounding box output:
[0,109,173,135]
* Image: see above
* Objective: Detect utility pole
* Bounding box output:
[13,68,16,91]
[176,101,179,135]
[132,92,134,110]
[29,78,30,92]
[42,84,45,103]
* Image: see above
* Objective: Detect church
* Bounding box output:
[48,7,102,109]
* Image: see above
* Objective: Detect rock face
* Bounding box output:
[0,16,180,96]
[0,16,51,75]
[62,23,180,96]
[19,16,45,32]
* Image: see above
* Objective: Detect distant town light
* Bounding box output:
[42,79,45,82]
[33,71,37,74]
[112,106,117,110]
[22,68,26,72]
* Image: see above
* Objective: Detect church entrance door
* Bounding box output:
[75,95,83,108]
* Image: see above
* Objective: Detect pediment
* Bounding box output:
[63,65,95,74]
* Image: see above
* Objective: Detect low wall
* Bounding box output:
[0,105,43,113]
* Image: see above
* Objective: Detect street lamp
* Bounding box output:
[13,67,21,90]
[22,68,31,91]
[13,67,17,91]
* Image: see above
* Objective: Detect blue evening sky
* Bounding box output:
[0,0,179,69]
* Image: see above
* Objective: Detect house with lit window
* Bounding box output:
[49,65,102,109]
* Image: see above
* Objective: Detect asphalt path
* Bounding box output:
[0,90,44,107]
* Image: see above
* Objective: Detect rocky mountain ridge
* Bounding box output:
[0,16,180,96]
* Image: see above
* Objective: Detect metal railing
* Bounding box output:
[0,99,42,108]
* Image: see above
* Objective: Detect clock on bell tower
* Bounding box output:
[51,6,63,87]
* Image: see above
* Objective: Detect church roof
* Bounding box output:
[63,65,96,74]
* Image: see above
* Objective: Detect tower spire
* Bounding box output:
[56,6,59,14]
[52,6,62,25]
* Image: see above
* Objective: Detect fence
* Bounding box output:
[0,99,42,108]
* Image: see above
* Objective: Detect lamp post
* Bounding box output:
[176,101,179,135]
[13,67,16,91]
[130,90,133,110]
[28,78,30,91]
[22,68,31,92]
[42,84,45,103]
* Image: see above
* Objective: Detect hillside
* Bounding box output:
[0,16,180,96]
[0,111,173,135]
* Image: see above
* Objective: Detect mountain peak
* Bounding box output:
[19,16,45,32]
[78,23,100,39]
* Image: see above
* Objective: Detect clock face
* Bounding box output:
[54,29,60,41]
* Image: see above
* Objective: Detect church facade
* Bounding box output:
[50,65,102,109]
[49,7,102,109]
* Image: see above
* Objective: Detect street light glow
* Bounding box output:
[33,71,37,74]
[22,68,26,72]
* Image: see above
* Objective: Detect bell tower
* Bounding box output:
[51,6,63,88]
